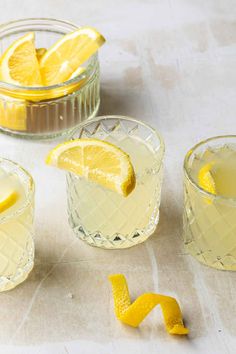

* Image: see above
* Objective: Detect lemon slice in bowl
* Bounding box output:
[0,189,18,213]
[46,139,136,197]
[0,32,42,86]
[39,27,105,86]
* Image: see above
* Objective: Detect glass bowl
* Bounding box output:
[0,18,100,139]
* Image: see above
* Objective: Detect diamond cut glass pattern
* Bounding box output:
[67,116,164,249]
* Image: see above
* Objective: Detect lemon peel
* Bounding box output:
[108,274,189,335]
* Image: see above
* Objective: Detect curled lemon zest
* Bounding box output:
[108,274,189,335]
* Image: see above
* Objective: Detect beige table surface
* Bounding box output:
[0,0,235,353]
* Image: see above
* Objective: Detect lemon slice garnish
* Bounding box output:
[0,190,18,213]
[39,27,105,85]
[46,139,135,197]
[0,32,42,86]
[198,163,216,195]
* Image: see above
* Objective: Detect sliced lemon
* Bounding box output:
[39,27,105,85]
[0,189,18,213]
[198,163,216,195]
[0,32,42,86]
[46,139,135,197]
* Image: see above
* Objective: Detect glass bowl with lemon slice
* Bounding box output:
[183,135,236,270]
[0,18,105,139]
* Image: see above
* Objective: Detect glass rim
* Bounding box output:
[0,157,34,223]
[0,17,98,93]
[184,135,236,203]
[69,115,165,157]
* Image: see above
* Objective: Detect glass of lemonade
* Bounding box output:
[183,136,236,270]
[0,158,34,291]
[67,115,164,249]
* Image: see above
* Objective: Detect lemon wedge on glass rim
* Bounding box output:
[39,27,105,86]
[0,32,42,86]
[46,139,136,197]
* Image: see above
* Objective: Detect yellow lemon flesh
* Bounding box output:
[46,139,136,197]
[198,161,236,198]
[39,27,105,86]
[198,163,216,195]
[0,32,42,86]
[108,274,189,335]
[0,189,18,213]
[36,48,86,80]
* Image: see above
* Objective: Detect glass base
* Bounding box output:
[185,243,236,271]
[0,100,100,140]
[0,258,34,292]
[70,213,159,249]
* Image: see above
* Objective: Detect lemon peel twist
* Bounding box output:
[108,274,189,335]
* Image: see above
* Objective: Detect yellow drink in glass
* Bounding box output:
[0,159,34,291]
[183,136,236,270]
[67,116,164,249]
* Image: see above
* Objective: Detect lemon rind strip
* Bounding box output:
[109,274,189,335]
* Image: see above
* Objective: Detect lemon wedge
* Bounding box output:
[0,32,42,86]
[46,139,136,197]
[0,189,18,213]
[198,163,216,195]
[39,27,105,85]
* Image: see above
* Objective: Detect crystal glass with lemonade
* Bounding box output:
[0,158,35,291]
[183,136,236,270]
[47,116,164,249]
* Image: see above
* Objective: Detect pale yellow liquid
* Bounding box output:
[0,169,34,291]
[67,136,163,249]
[184,145,236,270]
